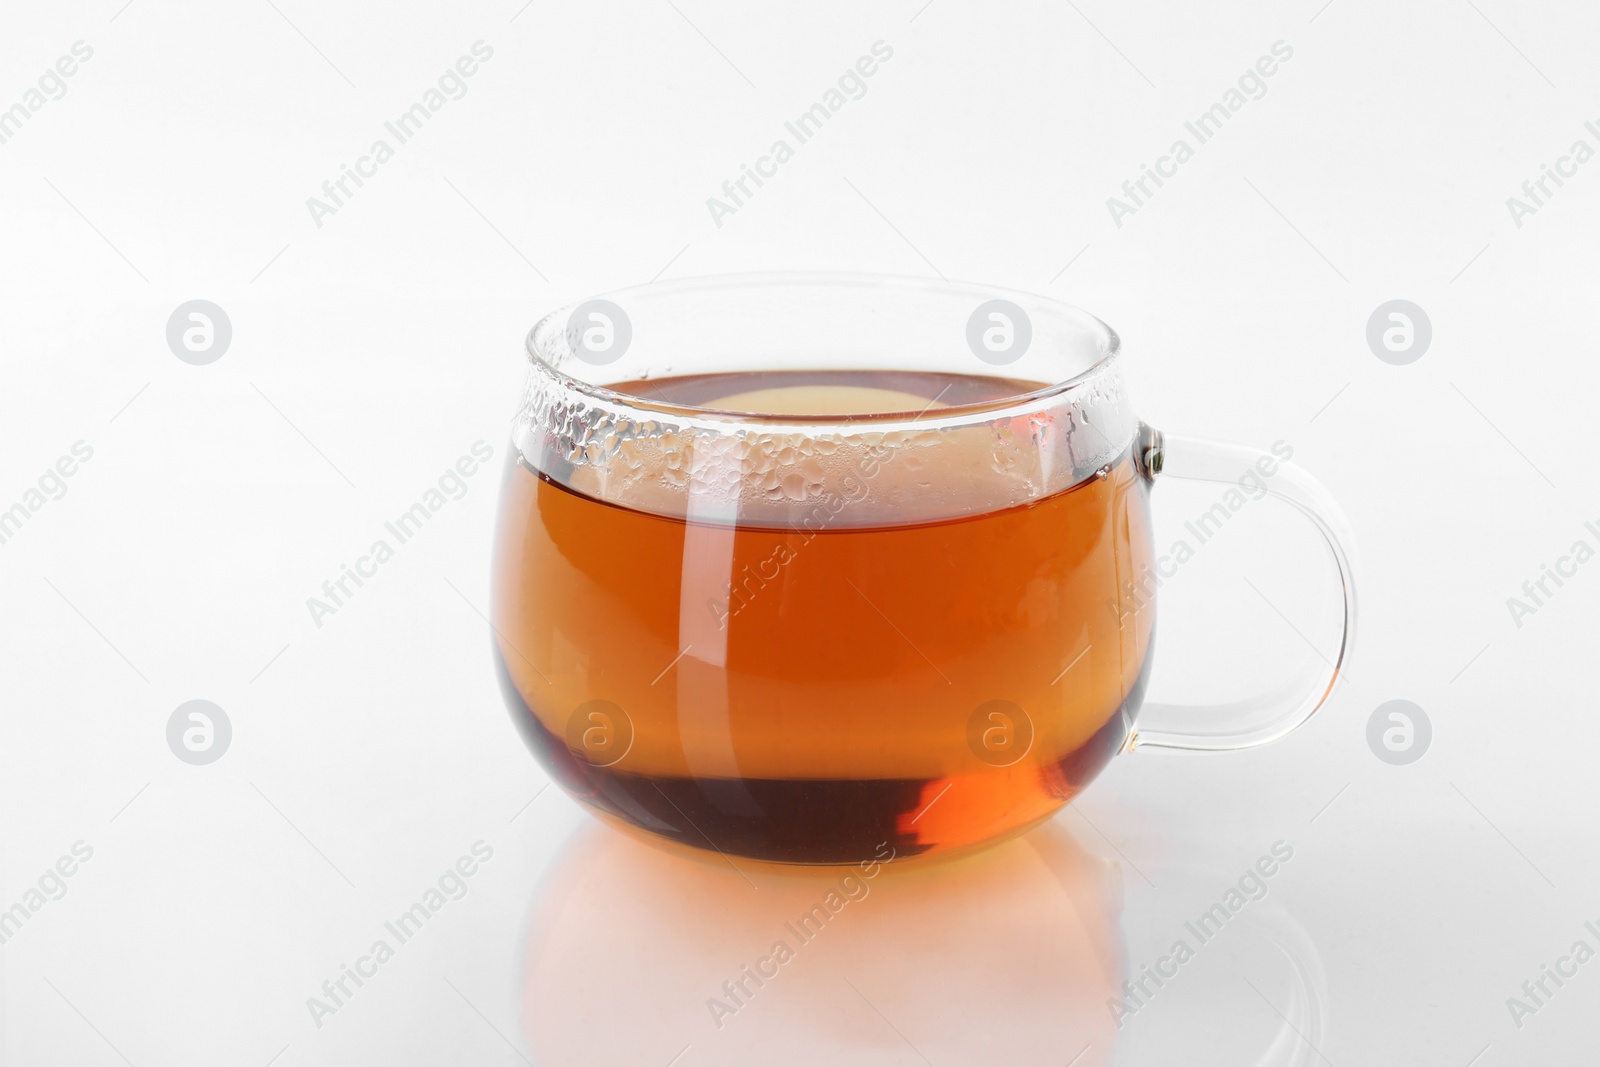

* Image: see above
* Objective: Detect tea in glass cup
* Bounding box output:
[493,276,1355,863]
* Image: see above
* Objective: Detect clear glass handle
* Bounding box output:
[1132,429,1357,752]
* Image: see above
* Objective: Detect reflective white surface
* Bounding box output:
[3,0,1599,1062]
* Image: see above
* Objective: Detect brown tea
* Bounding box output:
[492,369,1156,863]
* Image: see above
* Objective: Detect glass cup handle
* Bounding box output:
[1131,428,1358,752]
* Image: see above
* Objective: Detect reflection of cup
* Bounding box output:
[519,819,1333,1066]
[492,274,1358,863]
[521,820,1126,1066]
[1108,866,1331,1067]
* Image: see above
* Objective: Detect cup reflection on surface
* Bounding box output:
[519,821,1331,1066]
[1106,865,1331,1067]
[521,821,1124,1065]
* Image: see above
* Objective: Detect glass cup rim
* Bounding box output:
[524,271,1123,427]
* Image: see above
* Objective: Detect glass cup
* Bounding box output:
[492,274,1355,864]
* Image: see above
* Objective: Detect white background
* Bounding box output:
[2,0,1598,1063]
